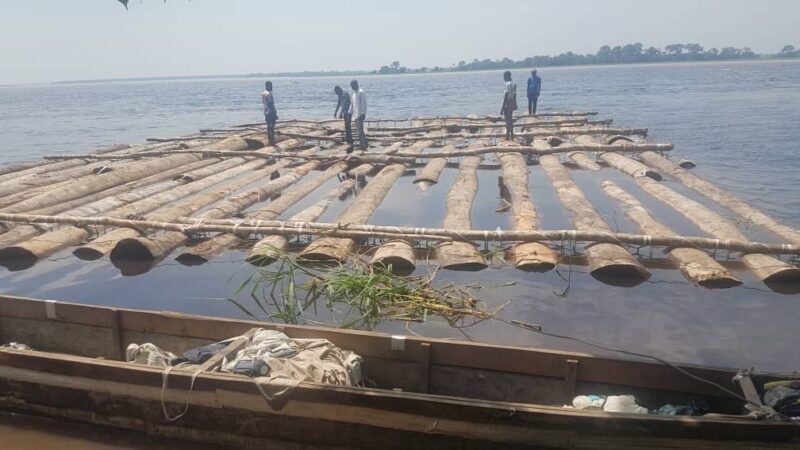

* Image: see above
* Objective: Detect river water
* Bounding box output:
[1,59,799,379]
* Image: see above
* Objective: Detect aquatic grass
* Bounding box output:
[232,246,501,330]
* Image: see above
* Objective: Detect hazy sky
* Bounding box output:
[2,0,799,84]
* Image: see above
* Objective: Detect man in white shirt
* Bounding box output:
[349,79,368,150]
[500,71,518,140]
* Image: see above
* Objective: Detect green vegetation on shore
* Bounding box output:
[374,43,800,74]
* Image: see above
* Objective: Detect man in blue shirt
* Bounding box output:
[527,69,542,115]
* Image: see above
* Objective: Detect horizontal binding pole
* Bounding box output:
[41,143,673,164]
[0,213,798,255]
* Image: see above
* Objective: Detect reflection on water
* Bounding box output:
[0,60,799,375]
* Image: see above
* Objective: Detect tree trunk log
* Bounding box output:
[245,179,357,267]
[574,135,662,180]
[567,152,601,171]
[433,143,487,271]
[302,141,431,263]
[1,136,252,214]
[176,153,353,266]
[639,151,800,246]
[0,156,271,269]
[630,170,800,289]
[413,144,456,191]
[69,137,306,261]
[497,142,558,272]
[538,142,650,286]
[601,180,741,289]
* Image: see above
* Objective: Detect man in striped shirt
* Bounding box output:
[349,79,368,150]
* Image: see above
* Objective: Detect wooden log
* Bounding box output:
[0,143,141,186]
[0,157,223,246]
[175,150,353,266]
[0,157,271,269]
[497,142,558,272]
[628,170,800,289]
[346,142,405,177]
[0,159,140,200]
[538,144,650,286]
[66,134,308,262]
[1,136,252,215]
[110,159,316,263]
[574,135,662,180]
[639,151,800,246]
[413,144,455,191]
[566,152,601,171]
[601,180,741,289]
[0,144,132,182]
[245,179,357,267]
[301,142,431,262]
[433,143,487,271]
[2,213,798,255]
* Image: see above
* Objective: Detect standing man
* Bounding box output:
[527,69,542,115]
[333,85,353,149]
[349,79,368,150]
[500,71,518,140]
[262,81,278,146]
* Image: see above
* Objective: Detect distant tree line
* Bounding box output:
[375,43,800,74]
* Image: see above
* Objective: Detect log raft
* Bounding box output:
[0,113,797,293]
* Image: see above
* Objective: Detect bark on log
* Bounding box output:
[538,144,650,286]
[245,179,357,267]
[0,144,134,183]
[497,142,558,272]
[0,143,137,185]
[567,152,601,171]
[110,159,317,264]
[68,139,306,262]
[2,136,252,214]
[601,180,741,289]
[346,142,405,177]
[176,158,353,266]
[574,135,662,180]
[639,151,800,246]
[302,141,431,263]
[433,143,487,271]
[0,157,269,269]
[630,171,800,290]
[413,144,455,191]
[0,156,222,243]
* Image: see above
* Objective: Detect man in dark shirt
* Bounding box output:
[261,81,278,145]
[333,85,353,148]
[527,69,542,115]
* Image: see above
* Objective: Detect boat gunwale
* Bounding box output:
[0,294,769,399]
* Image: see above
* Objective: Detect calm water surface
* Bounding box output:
[1,60,799,373]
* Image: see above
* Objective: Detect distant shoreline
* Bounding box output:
[28,55,800,86]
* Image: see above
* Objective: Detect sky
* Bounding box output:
[1,0,799,84]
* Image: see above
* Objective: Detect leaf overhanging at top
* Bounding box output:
[118,0,129,8]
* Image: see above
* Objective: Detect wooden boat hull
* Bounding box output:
[0,295,797,449]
